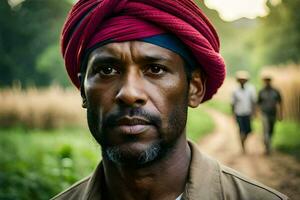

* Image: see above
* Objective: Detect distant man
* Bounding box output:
[53,0,287,199]
[258,73,283,155]
[232,71,256,153]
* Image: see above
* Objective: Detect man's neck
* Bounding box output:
[240,83,246,89]
[102,137,191,200]
[264,85,272,90]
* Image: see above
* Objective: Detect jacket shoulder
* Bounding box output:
[50,176,91,200]
[220,165,288,200]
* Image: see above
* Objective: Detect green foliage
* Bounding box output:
[205,100,232,115]
[196,0,262,75]
[36,44,71,87]
[272,120,300,158]
[0,0,71,87]
[253,118,300,158]
[0,128,100,200]
[198,0,300,74]
[255,0,300,66]
[187,108,215,142]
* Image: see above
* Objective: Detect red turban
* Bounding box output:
[61,0,226,102]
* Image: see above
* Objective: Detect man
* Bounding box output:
[258,73,283,155]
[53,0,288,199]
[231,71,256,153]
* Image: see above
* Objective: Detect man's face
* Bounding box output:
[83,41,191,166]
[263,78,272,87]
[238,78,247,87]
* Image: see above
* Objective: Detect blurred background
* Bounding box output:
[0,0,299,199]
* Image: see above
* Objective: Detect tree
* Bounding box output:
[0,0,72,87]
[254,0,300,66]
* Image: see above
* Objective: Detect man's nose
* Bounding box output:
[115,72,147,107]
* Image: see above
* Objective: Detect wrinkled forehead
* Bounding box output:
[87,41,182,63]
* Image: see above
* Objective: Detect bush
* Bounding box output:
[187,107,215,142]
[273,120,300,158]
[0,128,100,200]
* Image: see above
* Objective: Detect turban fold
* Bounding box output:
[61,0,226,102]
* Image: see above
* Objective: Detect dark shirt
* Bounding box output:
[258,87,282,115]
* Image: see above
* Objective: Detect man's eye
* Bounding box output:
[99,66,118,75]
[147,65,166,75]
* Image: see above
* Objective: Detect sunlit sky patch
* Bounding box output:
[204,0,281,21]
[7,0,25,8]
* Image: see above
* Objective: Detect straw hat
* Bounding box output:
[235,70,249,80]
[260,71,272,80]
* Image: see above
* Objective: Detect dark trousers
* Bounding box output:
[262,113,276,152]
[235,115,252,135]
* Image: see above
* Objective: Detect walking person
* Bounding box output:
[232,71,256,153]
[258,73,283,155]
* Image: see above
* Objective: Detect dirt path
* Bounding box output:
[197,108,300,199]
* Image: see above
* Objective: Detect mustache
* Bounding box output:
[103,108,162,128]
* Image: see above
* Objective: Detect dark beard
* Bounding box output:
[87,99,188,167]
[103,141,163,166]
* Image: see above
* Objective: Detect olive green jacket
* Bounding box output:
[52,142,288,200]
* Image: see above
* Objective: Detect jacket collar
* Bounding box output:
[182,142,223,200]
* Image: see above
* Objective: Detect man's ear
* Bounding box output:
[188,69,206,108]
[78,73,87,108]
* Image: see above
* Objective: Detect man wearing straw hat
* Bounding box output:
[232,71,256,153]
[258,73,283,155]
[53,0,288,199]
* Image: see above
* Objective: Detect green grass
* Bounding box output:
[253,119,300,158]
[186,108,215,142]
[0,127,100,200]
[205,100,231,115]
[272,121,300,158]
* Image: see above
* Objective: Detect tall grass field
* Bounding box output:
[0,86,85,129]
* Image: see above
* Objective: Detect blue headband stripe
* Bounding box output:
[140,34,196,69]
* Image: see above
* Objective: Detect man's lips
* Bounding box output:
[113,117,152,135]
